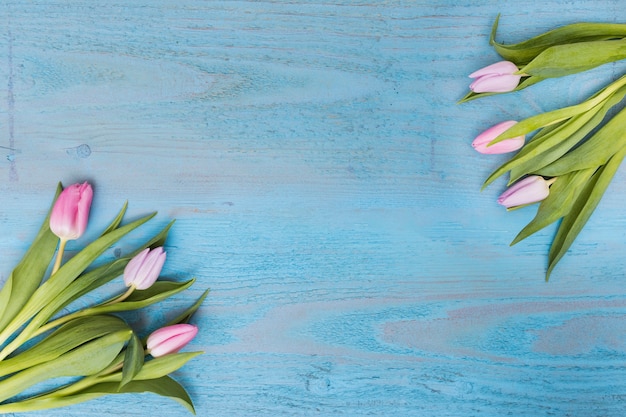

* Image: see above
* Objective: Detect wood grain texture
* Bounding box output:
[1,0,626,416]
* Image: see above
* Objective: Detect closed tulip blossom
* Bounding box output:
[498,176,556,209]
[472,120,525,154]
[469,61,522,93]
[49,182,93,273]
[124,247,166,290]
[147,324,198,357]
[50,182,93,241]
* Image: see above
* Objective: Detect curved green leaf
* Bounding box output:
[120,332,145,389]
[0,315,129,377]
[510,168,595,245]
[78,279,196,316]
[519,39,626,78]
[0,221,176,361]
[488,75,626,146]
[490,15,626,65]
[0,212,156,354]
[0,184,62,331]
[100,201,128,236]
[546,148,626,279]
[0,330,131,403]
[537,106,626,176]
[166,289,210,327]
[0,376,195,415]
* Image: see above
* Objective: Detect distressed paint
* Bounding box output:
[0,1,626,416]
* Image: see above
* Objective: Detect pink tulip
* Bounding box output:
[147,324,198,357]
[498,176,556,209]
[472,120,525,154]
[123,247,166,290]
[49,182,93,241]
[469,61,521,93]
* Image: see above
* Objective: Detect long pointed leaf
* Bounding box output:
[166,289,210,327]
[0,184,62,331]
[0,376,195,415]
[490,15,626,64]
[0,315,129,377]
[0,212,156,352]
[76,279,196,316]
[537,106,626,176]
[510,168,595,245]
[520,39,626,78]
[546,147,626,279]
[0,329,131,403]
[120,332,144,389]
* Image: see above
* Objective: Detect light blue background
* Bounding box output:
[1,1,625,416]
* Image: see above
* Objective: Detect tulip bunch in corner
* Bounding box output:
[0,182,208,414]
[463,16,626,279]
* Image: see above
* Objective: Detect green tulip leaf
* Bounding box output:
[53,220,174,314]
[537,106,626,177]
[0,329,131,403]
[77,279,196,317]
[0,261,128,361]
[165,289,210,326]
[490,15,626,65]
[100,201,128,236]
[0,211,156,353]
[489,85,623,187]
[0,315,129,378]
[0,376,195,415]
[487,75,626,147]
[546,148,626,280]
[507,85,626,183]
[47,351,202,400]
[120,332,145,389]
[483,110,594,189]
[128,352,203,381]
[0,221,176,361]
[510,168,595,245]
[0,184,62,331]
[519,39,626,78]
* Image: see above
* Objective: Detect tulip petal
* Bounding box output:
[472,120,525,154]
[498,176,551,208]
[49,182,93,240]
[470,74,522,93]
[469,60,519,78]
[123,248,150,288]
[147,324,198,357]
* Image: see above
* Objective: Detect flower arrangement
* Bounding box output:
[463,16,626,279]
[0,182,207,413]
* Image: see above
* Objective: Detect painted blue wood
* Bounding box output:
[1,0,626,416]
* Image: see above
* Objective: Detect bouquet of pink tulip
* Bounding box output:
[0,182,207,413]
[463,16,626,279]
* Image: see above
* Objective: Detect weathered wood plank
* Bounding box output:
[1,1,626,416]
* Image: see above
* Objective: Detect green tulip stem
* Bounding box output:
[51,238,67,275]
[102,285,136,306]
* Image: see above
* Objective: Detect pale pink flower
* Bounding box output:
[472,120,525,154]
[147,324,199,357]
[469,61,521,93]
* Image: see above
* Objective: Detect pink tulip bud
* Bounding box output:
[49,182,93,241]
[147,324,198,357]
[498,176,556,209]
[469,61,521,93]
[472,120,525,154]
[123,247,166,290]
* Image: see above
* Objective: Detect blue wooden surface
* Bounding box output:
[1,1,626,416]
